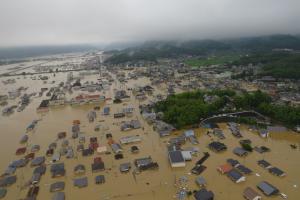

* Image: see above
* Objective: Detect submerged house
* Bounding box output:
[119,162,131,173]
[227,158,240,167]
[31,156,45,167]
[208,142,227,152]
[37,100,49,112]
[134,156,158,171]
[103,107,110,115]
[268,167,286,177]
[243,187,262,200]
[191,165,207,175]
[52,192,65,200]
[95,175,105,184]
[168,150,186,168]
[70,94,105,105]
[195,177,207,187]
[257,181,279,196]
[73,177,88,188]
[119,135,141,145]
[227,169,246,183]
[49,92,66,106]
[233,147,248,157]
[120,120,141,131]
[0,176,17,187]
[50,163,65,178]
[115,90,130,100]
[257,160,272,169]
[217,163,233,174]
[194,188,214,200]
[184,130,199,144]
[111,143,122,154]
[153,120,175,137]
[0,188,6,199]
[213,128,225,139]
[236,165,252,175]
[259,129,269,138]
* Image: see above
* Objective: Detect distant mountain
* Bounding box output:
[0,44,98,60]
[105,34,300,64]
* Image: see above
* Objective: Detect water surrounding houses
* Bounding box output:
[0,53,299,200]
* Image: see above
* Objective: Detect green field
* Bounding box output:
[185,55,240,67]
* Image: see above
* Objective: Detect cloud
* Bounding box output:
[0,0,299,46]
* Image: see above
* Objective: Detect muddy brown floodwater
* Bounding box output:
[0,67,299,200]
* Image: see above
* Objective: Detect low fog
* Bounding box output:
[0,0,300,47]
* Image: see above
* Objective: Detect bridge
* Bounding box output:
[199,110,268,125]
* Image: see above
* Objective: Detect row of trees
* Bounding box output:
[154,90,299,129]
[154,90,234,128]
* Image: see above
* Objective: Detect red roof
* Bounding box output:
[16,147,26,155]
[25,152,35,160]
[218,163,233,174]
[89,143,99,150]
[94,157,102,164]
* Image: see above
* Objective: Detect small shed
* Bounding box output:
[195,176,207,187]
[120,162,131,173]
[233,147,248,157]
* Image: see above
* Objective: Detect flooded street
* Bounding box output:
[0,60,300,200]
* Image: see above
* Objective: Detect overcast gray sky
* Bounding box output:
[0,0,299,47]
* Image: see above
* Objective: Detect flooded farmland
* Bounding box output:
[0,56,300,200]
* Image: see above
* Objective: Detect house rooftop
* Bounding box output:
[95,175,105,184]
[226,158,240,167]
[169,151,185,167]
[243,187,262,200]
[194,188,214,200]
[227,169,245,183]
[236,164,252,175]
[268,167,286,177]
[233,147,248,157]
[73,177,88,188]
[52,192,65,200]
[258,160,271,168]
[50,181,65,192]
[257,181,279,196]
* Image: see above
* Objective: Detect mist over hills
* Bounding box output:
[1,34,300,61]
